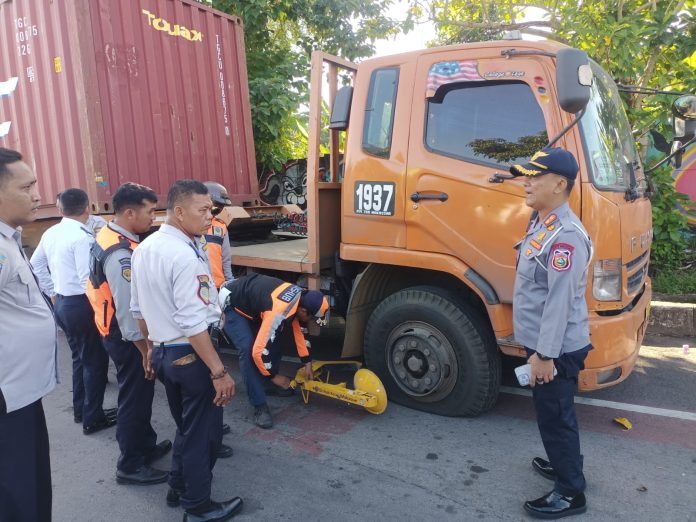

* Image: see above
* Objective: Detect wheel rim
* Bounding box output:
[385,321,458,402]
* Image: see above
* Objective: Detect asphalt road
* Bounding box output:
[45,333,696,522]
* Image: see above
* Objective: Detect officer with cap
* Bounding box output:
[510,147,593,519]
[202,181,234,289]
[86,182,171,485]
[218,274,329,429]
[130,180,242,521]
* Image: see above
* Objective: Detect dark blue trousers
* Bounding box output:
[103,335,158,472]
[152,344,222,511]
[223,310,284,407]
[526,346,590,497]
[0,399,52,522]
[54,294,109,426]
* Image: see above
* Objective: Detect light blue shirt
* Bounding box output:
[131,224,220,344]
[0,220,58,412]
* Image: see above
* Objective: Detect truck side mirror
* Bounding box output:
[329,86,354,131]
[671,95,696,168]
[556,48,592,114]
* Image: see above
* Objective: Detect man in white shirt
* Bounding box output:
[31,189,115,434]
[131,180,242,521]
[0,147,58,522]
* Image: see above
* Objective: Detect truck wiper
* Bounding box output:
[624,157,639,201]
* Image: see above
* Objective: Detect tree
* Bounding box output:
[211,0,399,173]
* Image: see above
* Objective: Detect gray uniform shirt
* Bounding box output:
[512,202,592,358]
[130,224,220,344]
[102,222,144,342]
[0,221,58,412]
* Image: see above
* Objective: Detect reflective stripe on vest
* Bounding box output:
[86,225,138,336]
[204,217,227,288]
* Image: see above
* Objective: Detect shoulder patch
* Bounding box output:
[213,226,224,236]
[544,214,558,227]
[197,275,211,304]
[550,242,575,272]
[278,285,302,303]
[121,267,132,282]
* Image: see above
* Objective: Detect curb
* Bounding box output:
[647,300,696,338]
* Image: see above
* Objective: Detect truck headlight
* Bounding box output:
[593,258,622,301]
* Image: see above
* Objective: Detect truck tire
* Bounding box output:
[363,285,500,416]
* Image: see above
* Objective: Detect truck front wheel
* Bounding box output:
[363,286,500,417]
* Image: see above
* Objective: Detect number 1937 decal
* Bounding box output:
[354,181,395,216]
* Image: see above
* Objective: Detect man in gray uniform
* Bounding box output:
[131,180,242,521]
[0,147,58,521]
[510,148,593,519]
[87,182,171,485]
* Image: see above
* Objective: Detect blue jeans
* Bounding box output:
[223,311,283,407]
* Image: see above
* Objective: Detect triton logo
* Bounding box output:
[142,9,203,42]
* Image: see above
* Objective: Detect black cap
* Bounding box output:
[510,148,579,181]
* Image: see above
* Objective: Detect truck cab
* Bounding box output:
[232,39,652,416]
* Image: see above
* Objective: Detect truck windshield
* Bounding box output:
[579,63,641,192]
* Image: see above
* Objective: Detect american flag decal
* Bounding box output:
[426,61,483,96]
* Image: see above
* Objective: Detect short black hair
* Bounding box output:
[0,147,23,186]
[112,182,158,213]
[565,178,575,196]
[59,188,89,216]
[167,179,208,210]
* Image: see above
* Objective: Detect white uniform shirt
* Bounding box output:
[30,217,94,297]
[0,221,58,413]
[86,214,107,234]
[130,224,220,344]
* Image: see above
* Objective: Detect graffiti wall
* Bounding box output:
[673,143,696,226]
[259,160,308,208]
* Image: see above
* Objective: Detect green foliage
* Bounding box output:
[652,264,696,294]
[649,165,689,271]
[211,0,398,173]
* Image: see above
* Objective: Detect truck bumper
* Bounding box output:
[578,279,652,391]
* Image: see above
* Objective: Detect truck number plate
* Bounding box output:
[354,182,395,216]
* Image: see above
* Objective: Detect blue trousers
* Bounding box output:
[152,344,222,511]
[0,399,52,522]
[223,310,283,407]
[103,335,158,473]
[54,294,109,426]
[526,346,590,496]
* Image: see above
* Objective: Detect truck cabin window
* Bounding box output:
[579,63,640,192]
[362,67,399,158]
[425,81,548,168]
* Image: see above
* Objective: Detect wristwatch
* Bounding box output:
[536,353,553,361]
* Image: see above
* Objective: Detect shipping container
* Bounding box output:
[0,0,258,220]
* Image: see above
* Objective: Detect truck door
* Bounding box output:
[405,50,562,303]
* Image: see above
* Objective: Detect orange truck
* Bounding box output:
[230,37,655,416]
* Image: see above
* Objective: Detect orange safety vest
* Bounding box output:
[204,216,228,288]
[86,225,138,336]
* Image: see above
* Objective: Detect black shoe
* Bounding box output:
[222,423,231,435]
[104,407,118,418]
[532,457,557,481]
[217,444,233,459]
[183,498,243,521]
[166,488,181,508]
[145,439,173,465]
[83,416,117,435]
[264,383,294,397]
[116,466,168,485]
[254,405,273,429]
[524,491,587,519]
[74,415,82,424]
